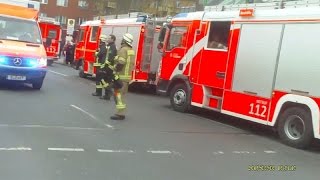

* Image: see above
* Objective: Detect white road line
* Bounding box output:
[0,147,32,151]
[70,104,114,129]
[70,104,97,120]
[264,150,277,154]
[48,70,68,77]
[147,150,172,154]
[0,124,104,131]
[213,151,225,155]
[48,148,84,152]
[97,149,135,153]
[232,151,251,154]
[104,124,114,129]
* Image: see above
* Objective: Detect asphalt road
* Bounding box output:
[0,63,319,180]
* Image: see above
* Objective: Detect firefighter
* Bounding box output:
[110,33,135,120]
[100,34,117,100]
[92,34,108,97]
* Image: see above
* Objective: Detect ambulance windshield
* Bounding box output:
[0,16,41,44]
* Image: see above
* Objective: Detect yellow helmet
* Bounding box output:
[99,34,107,43]
[123,33,133,47]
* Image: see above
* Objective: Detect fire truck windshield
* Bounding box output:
[0,16,42,44]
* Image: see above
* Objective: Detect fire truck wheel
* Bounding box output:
[277,107,313,149]
[170,83,191,113]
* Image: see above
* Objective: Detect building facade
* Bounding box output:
[37,0,98,29]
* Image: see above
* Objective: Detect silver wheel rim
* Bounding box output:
[173,89,186,106]
[284,115,305,140]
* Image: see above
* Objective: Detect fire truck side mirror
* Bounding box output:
[158,27,166,42]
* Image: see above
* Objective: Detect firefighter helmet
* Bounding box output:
[99,34,107,43]
[123,33,133,47]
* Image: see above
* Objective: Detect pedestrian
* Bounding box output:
[100,34,117,100]
[59,37,65,58]
[64,40,75,66]
[110,33,135,120]
[92,34,108,97]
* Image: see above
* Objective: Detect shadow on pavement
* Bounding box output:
[0,82,37,92]
[161,104,320,152]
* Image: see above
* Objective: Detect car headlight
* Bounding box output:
[0,56,7,64]
[38,57,47,67]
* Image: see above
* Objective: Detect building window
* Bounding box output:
[40,0,48,4]
[77,17,86,25]
[207,21,231,50]
[39,13,47,17]
[55,16,67,24]
[78,0,88,8]
[57,0,68,7]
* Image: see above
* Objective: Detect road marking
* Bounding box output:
[70,104,114,129]
[48,148,84,152]
[21,124,100,130]
[233,151,251,154]
[147,150,172,154]
[264,150,277,154]
[70,104,97,120]
[0,124,105,131]
[0,147,32,151]
[48,70,68,77]
[104,124,114,129]
[213,151,225,155]
[97,149,135,153]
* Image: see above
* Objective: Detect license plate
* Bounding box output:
[7,75,26,81]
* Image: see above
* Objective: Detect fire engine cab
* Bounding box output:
[75,15,165,88]
[38,17,61,66]
[157,0,320,149]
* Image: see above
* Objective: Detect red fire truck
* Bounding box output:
[38,17,61,66]
[74,15,165,87]
[156,1,320,149]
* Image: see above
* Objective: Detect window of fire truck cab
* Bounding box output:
[166,26,188,51]
[207,21,231,51]
[90,26,99,42]
[48,30,57,39]
[78,28,85,42]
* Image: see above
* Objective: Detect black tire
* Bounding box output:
[277,107,314,149]
[32,80,43,90]
[170,83,191,113]
[47,60,53,66]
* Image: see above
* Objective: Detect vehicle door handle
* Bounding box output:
[178,63,184,70]
[216,71,225,79]
[172,55,181,58]
[243,90,257,95]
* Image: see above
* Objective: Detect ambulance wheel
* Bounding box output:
[47,60,53,66]
[32,80,43,90]
[170,83,191,113]
[277,107,313,149]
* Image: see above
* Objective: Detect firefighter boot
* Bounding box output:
[92,88,102,96]
[100,88,112,100]
[110,114,125,120]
